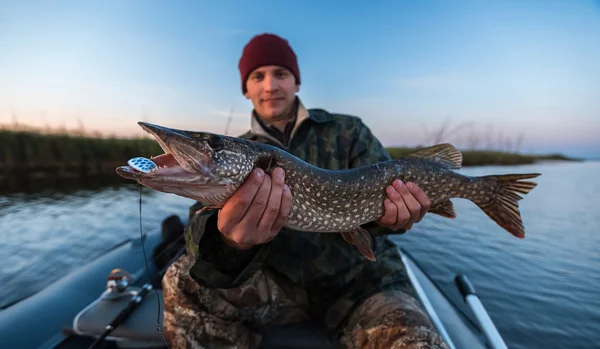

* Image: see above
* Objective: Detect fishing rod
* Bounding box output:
[86,242,184,349]
[87,282,153,349]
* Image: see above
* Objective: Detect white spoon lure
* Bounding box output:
[127,157,157,173]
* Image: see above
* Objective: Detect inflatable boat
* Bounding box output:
[0,215,507,349]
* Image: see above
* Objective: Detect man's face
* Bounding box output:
[244,65,299,122]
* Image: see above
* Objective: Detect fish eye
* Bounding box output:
[209,135,224,151]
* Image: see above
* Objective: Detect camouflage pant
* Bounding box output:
[162,254,449,349]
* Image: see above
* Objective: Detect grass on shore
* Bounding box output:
[0,128,162,175]
[0,128,578,176]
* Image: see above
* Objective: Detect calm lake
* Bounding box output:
[1,160,599,349]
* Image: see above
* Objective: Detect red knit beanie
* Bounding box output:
[238,33,301,94]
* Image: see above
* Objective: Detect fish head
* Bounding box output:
[115,122,258,202]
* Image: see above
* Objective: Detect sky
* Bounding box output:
[1,0,599,158]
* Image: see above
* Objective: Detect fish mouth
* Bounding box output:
[115,153,189,180]
[115,122,214,182]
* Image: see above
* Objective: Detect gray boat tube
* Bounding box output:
[455,275,508,349]
[400,252,458,349]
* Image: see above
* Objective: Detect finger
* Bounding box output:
[241,172,272,231]
[406,182,430,222]
[395,201,412,230]
[392,180,421,228]
[267,183,292,241]
[257,167,285,234]
[219,168,265,232]
[377,192,397,227]
[384,183,410,230]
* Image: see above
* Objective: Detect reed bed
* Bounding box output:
[0,129,161,175]
[0,128,576,177]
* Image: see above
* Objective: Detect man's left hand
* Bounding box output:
[377,180,430,232]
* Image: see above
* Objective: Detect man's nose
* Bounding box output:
[263,74,278,92]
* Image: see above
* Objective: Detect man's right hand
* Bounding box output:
[216,167,292,250]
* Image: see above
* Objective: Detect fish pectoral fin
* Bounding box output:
[341,231,356,245]
[195,205,223,215]
[255,154,277,173]
[404,143,462,170]
[342,227,376,262]
[428,199,456,218]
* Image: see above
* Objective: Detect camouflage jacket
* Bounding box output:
[183,98,412,332]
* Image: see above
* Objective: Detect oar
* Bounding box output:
[455,274,508,349]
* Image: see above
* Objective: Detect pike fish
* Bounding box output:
[116,122,541,261]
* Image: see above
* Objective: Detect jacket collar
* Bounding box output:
[249,97,334,147]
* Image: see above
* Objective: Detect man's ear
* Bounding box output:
[295,84,300,93]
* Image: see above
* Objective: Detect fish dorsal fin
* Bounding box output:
[404,143,462,170]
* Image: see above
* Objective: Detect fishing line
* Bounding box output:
[138,184,171,349]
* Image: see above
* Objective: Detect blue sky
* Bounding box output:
[1,0,599,158]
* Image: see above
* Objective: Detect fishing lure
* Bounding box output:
[128,157,157,173]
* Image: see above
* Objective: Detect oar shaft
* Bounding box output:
[455,275,508,349]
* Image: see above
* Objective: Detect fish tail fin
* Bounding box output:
[474,173,541,238]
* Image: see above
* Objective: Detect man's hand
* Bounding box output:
[377,180,430,231]
[216,167,292,250]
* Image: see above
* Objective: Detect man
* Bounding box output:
[162,33,449,349]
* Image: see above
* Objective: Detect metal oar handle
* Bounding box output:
[455,275,508,349]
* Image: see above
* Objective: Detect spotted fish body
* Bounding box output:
[245,144,462,233]
[279,155,469,233]
[231,142,539,239]
[116,122,541,261]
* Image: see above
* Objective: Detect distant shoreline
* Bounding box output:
[0,128,582,180]
[386,147,581,167]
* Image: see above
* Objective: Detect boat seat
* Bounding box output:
[258,323,337,349]
[72,286,337,349]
